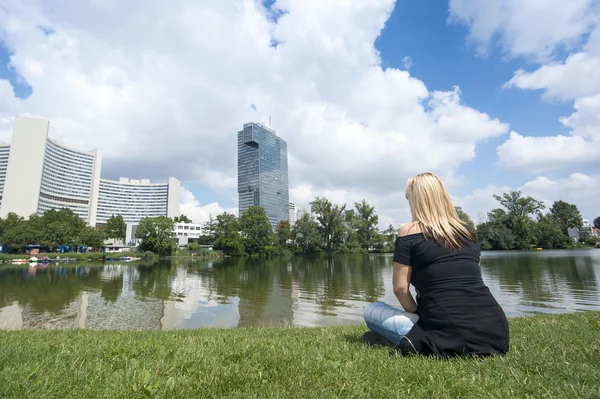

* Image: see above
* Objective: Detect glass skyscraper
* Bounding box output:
[238,122,289,228]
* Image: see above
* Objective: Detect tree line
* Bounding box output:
[201,198,397,256]
[0,190,596,257]
[475,191,599,250]
[0,209,112,253]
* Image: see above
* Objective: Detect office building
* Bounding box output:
[0,117,102,223]
[0,142,11,207]
[96,177,180,225]
[0,116,179,225]
[237,122,289,228]
[289,202,296,227]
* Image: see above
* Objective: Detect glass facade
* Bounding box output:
[238,122,289,228]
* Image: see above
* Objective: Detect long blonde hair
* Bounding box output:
[405,172,475,251]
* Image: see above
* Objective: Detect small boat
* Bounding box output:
[11,259,29,264]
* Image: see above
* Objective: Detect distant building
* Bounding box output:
[96,177,180,225]
[0,116,179,226]
[174,222,203,247]
[289,203,296,227]
[296,204,313,222]
[237,122,289,228]
[579,220,594,241]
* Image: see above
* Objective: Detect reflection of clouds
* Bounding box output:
[162,267,239,329]
[0,303,23,329]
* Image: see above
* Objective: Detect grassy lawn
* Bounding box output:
[1,311,599,398]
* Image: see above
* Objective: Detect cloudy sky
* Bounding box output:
[1,0,599,228]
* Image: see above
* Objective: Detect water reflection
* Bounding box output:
[0,250,599,330]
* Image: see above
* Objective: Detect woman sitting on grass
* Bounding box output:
[363,172,509,358]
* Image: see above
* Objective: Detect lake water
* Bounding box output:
[1,250,599,330]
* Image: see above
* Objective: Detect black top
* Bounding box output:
[393,232,509,358]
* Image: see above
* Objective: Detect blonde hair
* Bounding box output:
[405,172,475,251]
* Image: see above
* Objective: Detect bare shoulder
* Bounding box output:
[398,221,423,237]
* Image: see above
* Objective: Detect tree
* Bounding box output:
[455,206,475,230]
[213,212,244,256]
[80,226,106,249]
[549,200,583,236]
[535,214,572,249]
[292,213,321,253]
[41,208,87,249]
[174,214,193,223]
[135,216,177,256]
[354,199,379,250]
[382,224,397,252]
[342,210,361,251]
[102,215,126,242]
[594,216,600,230]
[311,197,347,252]
[239,206,273,255]
[276,220,292,247]
[476,222,515,250]
[492,191,545,249]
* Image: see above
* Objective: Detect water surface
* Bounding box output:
[1,250,599,330]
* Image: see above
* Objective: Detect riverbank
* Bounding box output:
[1,311,598,398]
[0,251,152,263]
[0,250,224,265]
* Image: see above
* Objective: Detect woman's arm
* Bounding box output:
[392,261,417,313]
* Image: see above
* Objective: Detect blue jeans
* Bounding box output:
[363,301,420,345]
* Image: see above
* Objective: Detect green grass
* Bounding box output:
[1,312,599,398]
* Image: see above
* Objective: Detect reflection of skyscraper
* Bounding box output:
[237,122,289,228]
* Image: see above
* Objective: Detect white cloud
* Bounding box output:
[179,187,236,226]
[496,131,598,173]
[450,1,600,174]
[448,0,597,61]
[0,0,512,229]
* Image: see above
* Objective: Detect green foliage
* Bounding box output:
[275,220,292,247]
[549,200,583,236]
[535,215,573,249]
[476,191,595,250]
[354,199,379,250]
[80,226,106,249]
[213,212,245,256]
[186,242,201,252]
[311,197,347,252]
[291,213,321,253]
[454,206,475,230]
[135,216,177,257]
[594,216,600,230]
[0,312,599,398]
[239,206,273,255]
[586,236,599,246]
[174,214,193,223]
[0,209,106,253]
[102,215,126,242]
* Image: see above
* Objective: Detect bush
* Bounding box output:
[586,237,599,246]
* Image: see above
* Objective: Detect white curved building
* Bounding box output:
[97,177,180,225]
[0,116,179,225]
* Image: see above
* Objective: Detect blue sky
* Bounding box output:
[1,0,598,225]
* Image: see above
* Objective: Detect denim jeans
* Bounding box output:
[363,301,420,345]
